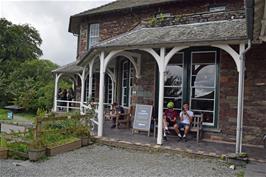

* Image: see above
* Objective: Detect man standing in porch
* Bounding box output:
[175,102,194,142]
[163,101,178,141]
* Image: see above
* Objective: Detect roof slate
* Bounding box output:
[73,0,177,17]
[52,62,83,74]
[95,19,247,49]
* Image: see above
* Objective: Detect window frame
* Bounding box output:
[88,23,100,49]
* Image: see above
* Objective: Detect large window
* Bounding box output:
[88,23,99,49]
[164,53,184,112]
[160,48,219,128]
[190,51,218,126]
[121,60,134,107]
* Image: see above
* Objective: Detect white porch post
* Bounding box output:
[157,48,166,145]
[88,62,93,101]
[80,68,86,113]
[97,51,105,137]
[53,73,61,112]
[236,44,246,154]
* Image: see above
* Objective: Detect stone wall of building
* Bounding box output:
[77,0,244,58]
[204,44,266,146]
[131,53,157,106]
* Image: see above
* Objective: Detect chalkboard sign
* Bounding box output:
[132,104,153,136]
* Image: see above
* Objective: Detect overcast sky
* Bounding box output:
[0,0,115,66]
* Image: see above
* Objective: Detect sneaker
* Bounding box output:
[163,136,167,141]
[178,133,182,138]
[111,124,116,129]
[165,129,170,135]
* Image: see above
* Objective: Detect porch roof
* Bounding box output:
[52,62,83,74]
[95,19,247,49]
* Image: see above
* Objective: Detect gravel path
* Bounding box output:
[0,145,242,177]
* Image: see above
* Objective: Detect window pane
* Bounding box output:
[192,111,214,124]
[168,53,183,64]
[164,87,182,97]
[191,99,214,111]
[191,65,215,87]
[192,52,216,64]
[165,65,183,86]
[191,88,214,99]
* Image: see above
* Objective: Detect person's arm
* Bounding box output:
[179,112,183,121]
[188,111,193,124]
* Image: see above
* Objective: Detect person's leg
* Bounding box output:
[175,123,183,138]
[184,125,190,136]
[163,117,169,130]
[111,117,116,128]
[183,125,190,142]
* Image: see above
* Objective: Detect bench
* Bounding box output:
[153,114,203,143]
[105,107,133,129]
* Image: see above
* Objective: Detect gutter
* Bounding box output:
[245,0,254,40]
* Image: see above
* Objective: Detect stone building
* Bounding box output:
[52,0,266,153]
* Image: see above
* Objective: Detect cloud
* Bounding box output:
[1,0,115,66]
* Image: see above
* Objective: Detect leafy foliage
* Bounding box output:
[0,18,42,62]
[7,59,57,111]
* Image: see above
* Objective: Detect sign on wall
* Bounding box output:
[132,104,153,136]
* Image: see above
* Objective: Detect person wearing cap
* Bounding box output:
[163,101,178,141]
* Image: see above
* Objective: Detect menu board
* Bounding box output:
[133,104,153,132]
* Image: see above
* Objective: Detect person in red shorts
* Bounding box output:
[163,101,178,141]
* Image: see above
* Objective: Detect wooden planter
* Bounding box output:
[0,148,8,159]
[28,148,46,161]
[81,136,90,146]
[46,139,81,156]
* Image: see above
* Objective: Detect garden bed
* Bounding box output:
[46,137,81,156]
[0,147,8,159]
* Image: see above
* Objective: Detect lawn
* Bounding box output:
[0,108,8,120]
[0,108,35,122]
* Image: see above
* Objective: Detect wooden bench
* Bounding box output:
[105,107,133,129]
[153,114,203,143]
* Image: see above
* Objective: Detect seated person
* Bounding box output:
[110,102,124,128]
[163,101,178,140]
[175,102,194,141]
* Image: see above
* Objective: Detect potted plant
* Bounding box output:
[28,140,46,161]
[75,126,91,146]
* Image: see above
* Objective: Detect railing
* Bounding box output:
[80,102,112,133]
[56,100,81,112]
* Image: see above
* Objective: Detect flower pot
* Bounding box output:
[28,148,46,161]
[81,136,90,146]
[0,148,8,159]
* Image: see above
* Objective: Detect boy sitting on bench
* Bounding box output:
[175,102,194,142]
[163,101,178,141]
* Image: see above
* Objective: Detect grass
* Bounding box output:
[16,112,35,121]
[0,108,35,122]
[0,108,8,120]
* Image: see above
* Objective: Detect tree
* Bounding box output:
[0,18,42,62]
[8,59,58,111]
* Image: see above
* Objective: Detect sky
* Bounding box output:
[0,0,115,66]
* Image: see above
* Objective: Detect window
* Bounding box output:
[164,53,184,112]
[121,60,134,107]
[190,51,218,126]
[104,75,113,104]
[85,73,97,102]
[88,23,100,49]
[159,48,219,128]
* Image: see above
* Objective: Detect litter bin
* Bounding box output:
[7,111,13,120]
